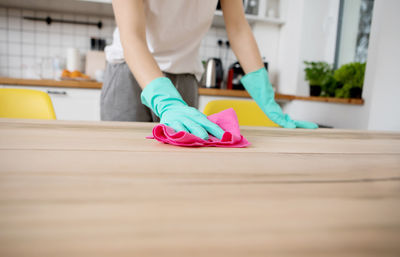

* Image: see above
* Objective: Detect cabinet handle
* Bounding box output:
[47,90,67,95]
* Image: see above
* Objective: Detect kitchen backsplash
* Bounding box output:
[0,7,236,79]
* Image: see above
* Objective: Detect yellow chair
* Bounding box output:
[203,99,280,127]
[0,88,56,120]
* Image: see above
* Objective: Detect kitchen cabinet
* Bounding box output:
[213,10,284,27]
[1,0,282,23]
[77,0,286,27]
[0,85,101,121]
[0,0,114,17]
[0,78,364,122]
[213,0,284,27]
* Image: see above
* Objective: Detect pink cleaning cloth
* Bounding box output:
[146,108,250,147]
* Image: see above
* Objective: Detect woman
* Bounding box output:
[101,0,317,140]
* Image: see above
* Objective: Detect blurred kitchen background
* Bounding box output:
[0,0,399,131]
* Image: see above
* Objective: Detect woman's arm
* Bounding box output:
[221,0,318,129]
[112,0,163,88]
[220,0,264,74]
[111,0,226,139]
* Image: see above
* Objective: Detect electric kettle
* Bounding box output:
[200,58,224,88]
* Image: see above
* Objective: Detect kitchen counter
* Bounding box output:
[0,118,399,256]
[0,77,102,89]
[0,77,365,105]
[198,88,365,105]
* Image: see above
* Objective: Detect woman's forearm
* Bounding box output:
[112,0,163,89]
[220,0,264,74]
[122,37,163,89]
[227,24,264,74]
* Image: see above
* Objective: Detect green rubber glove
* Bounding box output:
[241,68,318,129]
[141,77,225,140]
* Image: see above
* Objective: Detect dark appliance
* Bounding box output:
[227,61,269,90]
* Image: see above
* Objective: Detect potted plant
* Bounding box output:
[304,61,333,96]
[320,74,338,97]
[334,62,366,99]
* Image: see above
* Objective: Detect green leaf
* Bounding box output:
[333,62,366,98]
[303,61,333,86]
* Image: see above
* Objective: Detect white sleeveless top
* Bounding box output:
[105,0,218,80]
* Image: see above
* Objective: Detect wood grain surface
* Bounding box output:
[0,119,399,257]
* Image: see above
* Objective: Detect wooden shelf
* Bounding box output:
[198,88,364,105]
[199,88,251,98]
[288,95,365,105]
[0,77,102,89]
[0,77,364,105]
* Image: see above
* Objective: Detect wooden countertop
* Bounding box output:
[198,88,365,105]
[0,76,102,89]
[0,77,365,105]
[0,118,399,256]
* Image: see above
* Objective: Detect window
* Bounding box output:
[334,0,374,68]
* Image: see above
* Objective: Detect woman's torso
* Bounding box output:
[105,0,218,80]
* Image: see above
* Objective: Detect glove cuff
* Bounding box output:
[241,67,269,84]
[140,77,187,117]
[240,67,274,102]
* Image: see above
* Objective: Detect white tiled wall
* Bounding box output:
[199,27,237,72]
[0,6,236,79]
[0,7,115,79]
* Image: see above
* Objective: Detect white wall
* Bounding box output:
[252,0,286,87]
[275,0,304,94]
[297,0,340,96]
[253,22,281,86]
[282,0,400,131]
[277,0,339,95]
[0,6,116,78]
[282,101,367,129]
[363,0,400,131]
